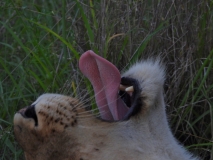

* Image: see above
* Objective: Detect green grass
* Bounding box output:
[0,0,213,159]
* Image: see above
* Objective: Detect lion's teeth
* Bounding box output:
[119,84,126,91]
[119,85,134,92]
[125,86,134,92]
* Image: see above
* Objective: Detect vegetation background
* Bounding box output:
[0,0,213,159]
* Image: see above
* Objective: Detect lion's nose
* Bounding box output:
[19,105,38,126]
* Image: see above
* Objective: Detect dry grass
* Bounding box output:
[0,0,213,159]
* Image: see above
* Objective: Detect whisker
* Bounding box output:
[79,79,119,106]
[77,113,101,118]
[77,108,100,115]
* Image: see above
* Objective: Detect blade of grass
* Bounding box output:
[89,0,98,30]
[118,35,129,64]
[173,50,213,131]
[186,143,213,149]
[191,57,213,103]
[76,0,94,43]
[75,0,98,52]
[27,19,80,59]
[28,70,46,90]
[126,23,165,68]
[0,22,29,55]
[62,0,67,57]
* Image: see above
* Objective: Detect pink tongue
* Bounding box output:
[79,50,128,121]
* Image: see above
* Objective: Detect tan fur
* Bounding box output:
[14,60,199,160]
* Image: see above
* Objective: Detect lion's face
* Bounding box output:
[14,50,198,160]
[14,94,86,159]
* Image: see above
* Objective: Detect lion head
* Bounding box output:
[14,50,199,160]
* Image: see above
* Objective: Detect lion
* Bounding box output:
[14,50,199,160]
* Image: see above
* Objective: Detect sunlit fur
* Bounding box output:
[14,59,199,160]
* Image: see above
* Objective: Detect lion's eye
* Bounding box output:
[24,105,38,126]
